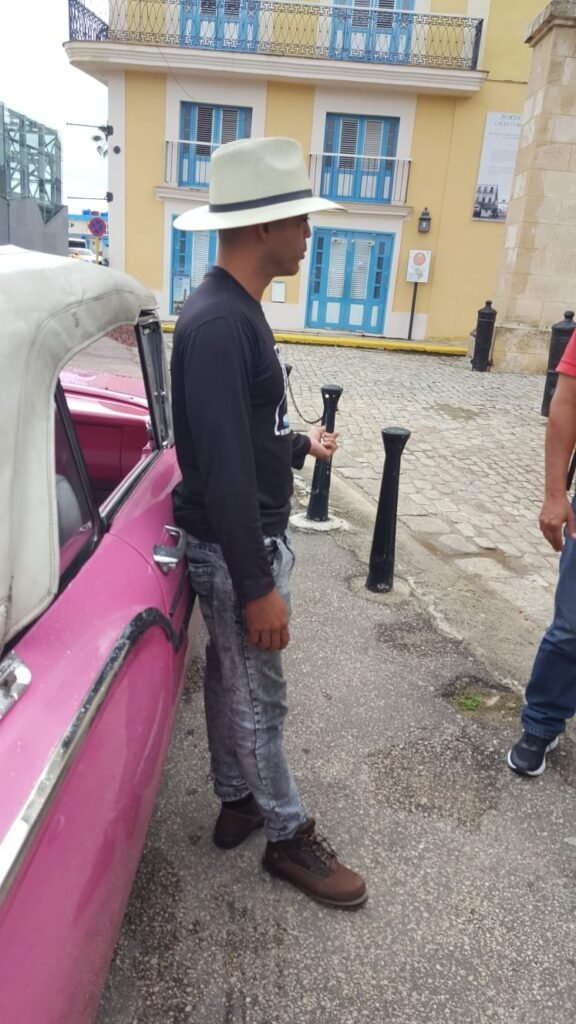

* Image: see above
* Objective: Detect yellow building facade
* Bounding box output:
[66,0,543,342]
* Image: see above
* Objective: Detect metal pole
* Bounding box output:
[306,384,343,522]
[407,282,418,341]
[471,300,497,371]
[366,427,411,593]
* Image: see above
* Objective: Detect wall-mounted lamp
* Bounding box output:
[418,207,431,233]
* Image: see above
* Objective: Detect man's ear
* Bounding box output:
[255,222,271,243]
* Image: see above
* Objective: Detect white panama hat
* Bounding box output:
[173,136,343,231]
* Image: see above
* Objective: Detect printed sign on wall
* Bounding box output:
[472,112,522,222]
[406,250,432,284]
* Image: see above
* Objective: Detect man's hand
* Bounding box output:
[540,375,576,550]
[539,494,576,552]
[245,588,290,651]
[308,425,339,461]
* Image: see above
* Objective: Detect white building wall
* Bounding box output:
[107,71,126,272]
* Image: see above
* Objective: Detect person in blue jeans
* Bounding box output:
[508,335,576,776]
[170,137,367,907]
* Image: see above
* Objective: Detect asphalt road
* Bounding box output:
[97,474,576,1024]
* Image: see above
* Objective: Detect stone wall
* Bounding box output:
[492,0,576,373]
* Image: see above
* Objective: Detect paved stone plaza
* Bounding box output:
[281,343,560,630]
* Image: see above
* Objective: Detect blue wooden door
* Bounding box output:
[180,0,259,51]
[330,0,414,63]
[321,114,399,204]
[171,223,217,315]
[306,229,394,334]
[178,104,252,189]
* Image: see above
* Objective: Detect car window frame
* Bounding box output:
[94,312,172,527]
[137,314,173,450]
[56,310,172,569]
[54,383,102,592]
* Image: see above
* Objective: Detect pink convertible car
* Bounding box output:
[0,247,194,1023]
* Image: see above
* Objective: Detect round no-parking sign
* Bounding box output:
[87,216,107,238]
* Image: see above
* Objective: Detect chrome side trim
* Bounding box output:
[0,655,32,722]
[0,603,192,906]
[99,450,160,524]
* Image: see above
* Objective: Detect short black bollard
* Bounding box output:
[471,300,497,371]
[306,384,343,522]
[366,427,411,593]
[541,311,575,417]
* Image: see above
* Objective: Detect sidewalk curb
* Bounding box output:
[275,332,468,357]
[161,322,467,357]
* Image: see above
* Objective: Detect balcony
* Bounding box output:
[69,0,483,73]
[165,140,215,189]
[164,140,410,206]
[310,152,410,204]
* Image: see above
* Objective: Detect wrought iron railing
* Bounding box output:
[69,0,483,72]
[165,141,411,204]
[68,0,108,41]
[309,152,410,204]
[165,140,216,189]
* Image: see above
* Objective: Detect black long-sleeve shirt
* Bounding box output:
[171,267,310,603]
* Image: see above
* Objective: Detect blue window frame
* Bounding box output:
[330,0,415,64]
[321,113,400,204]
[306,227,394,334]
[180,0,259,52]
[170,219,217,315]
[178,103,252,188]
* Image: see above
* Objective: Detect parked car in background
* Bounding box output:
[69,236,98,262]
[0,246,195,1024]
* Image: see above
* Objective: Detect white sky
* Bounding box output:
[0,0,109,213]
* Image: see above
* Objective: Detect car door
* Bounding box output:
[0,317,193,1024]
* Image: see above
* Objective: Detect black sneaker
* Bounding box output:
[507,732,559,776]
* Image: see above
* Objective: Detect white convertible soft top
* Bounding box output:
[0,246,157,650]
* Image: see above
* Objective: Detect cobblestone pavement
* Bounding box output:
[280,343,559,630]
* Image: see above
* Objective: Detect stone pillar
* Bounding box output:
[491,1,576,373]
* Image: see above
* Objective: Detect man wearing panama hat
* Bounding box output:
[171,137,367,908]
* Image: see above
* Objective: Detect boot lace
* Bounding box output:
[300,829,337,869]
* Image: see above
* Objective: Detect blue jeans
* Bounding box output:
[523,501,576,739]
[186,532,307,842]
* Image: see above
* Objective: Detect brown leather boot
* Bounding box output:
[213,796,264,849]
[262,819,367,909]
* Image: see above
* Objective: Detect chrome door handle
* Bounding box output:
[0,655,32,721]
[153,526,187,574]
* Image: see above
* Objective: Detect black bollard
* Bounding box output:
[471,300,497,371]
[306,384,343,522]
[366,427,411,593]
[541,311,575,417]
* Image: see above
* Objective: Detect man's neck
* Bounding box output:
[215,254,271,303]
